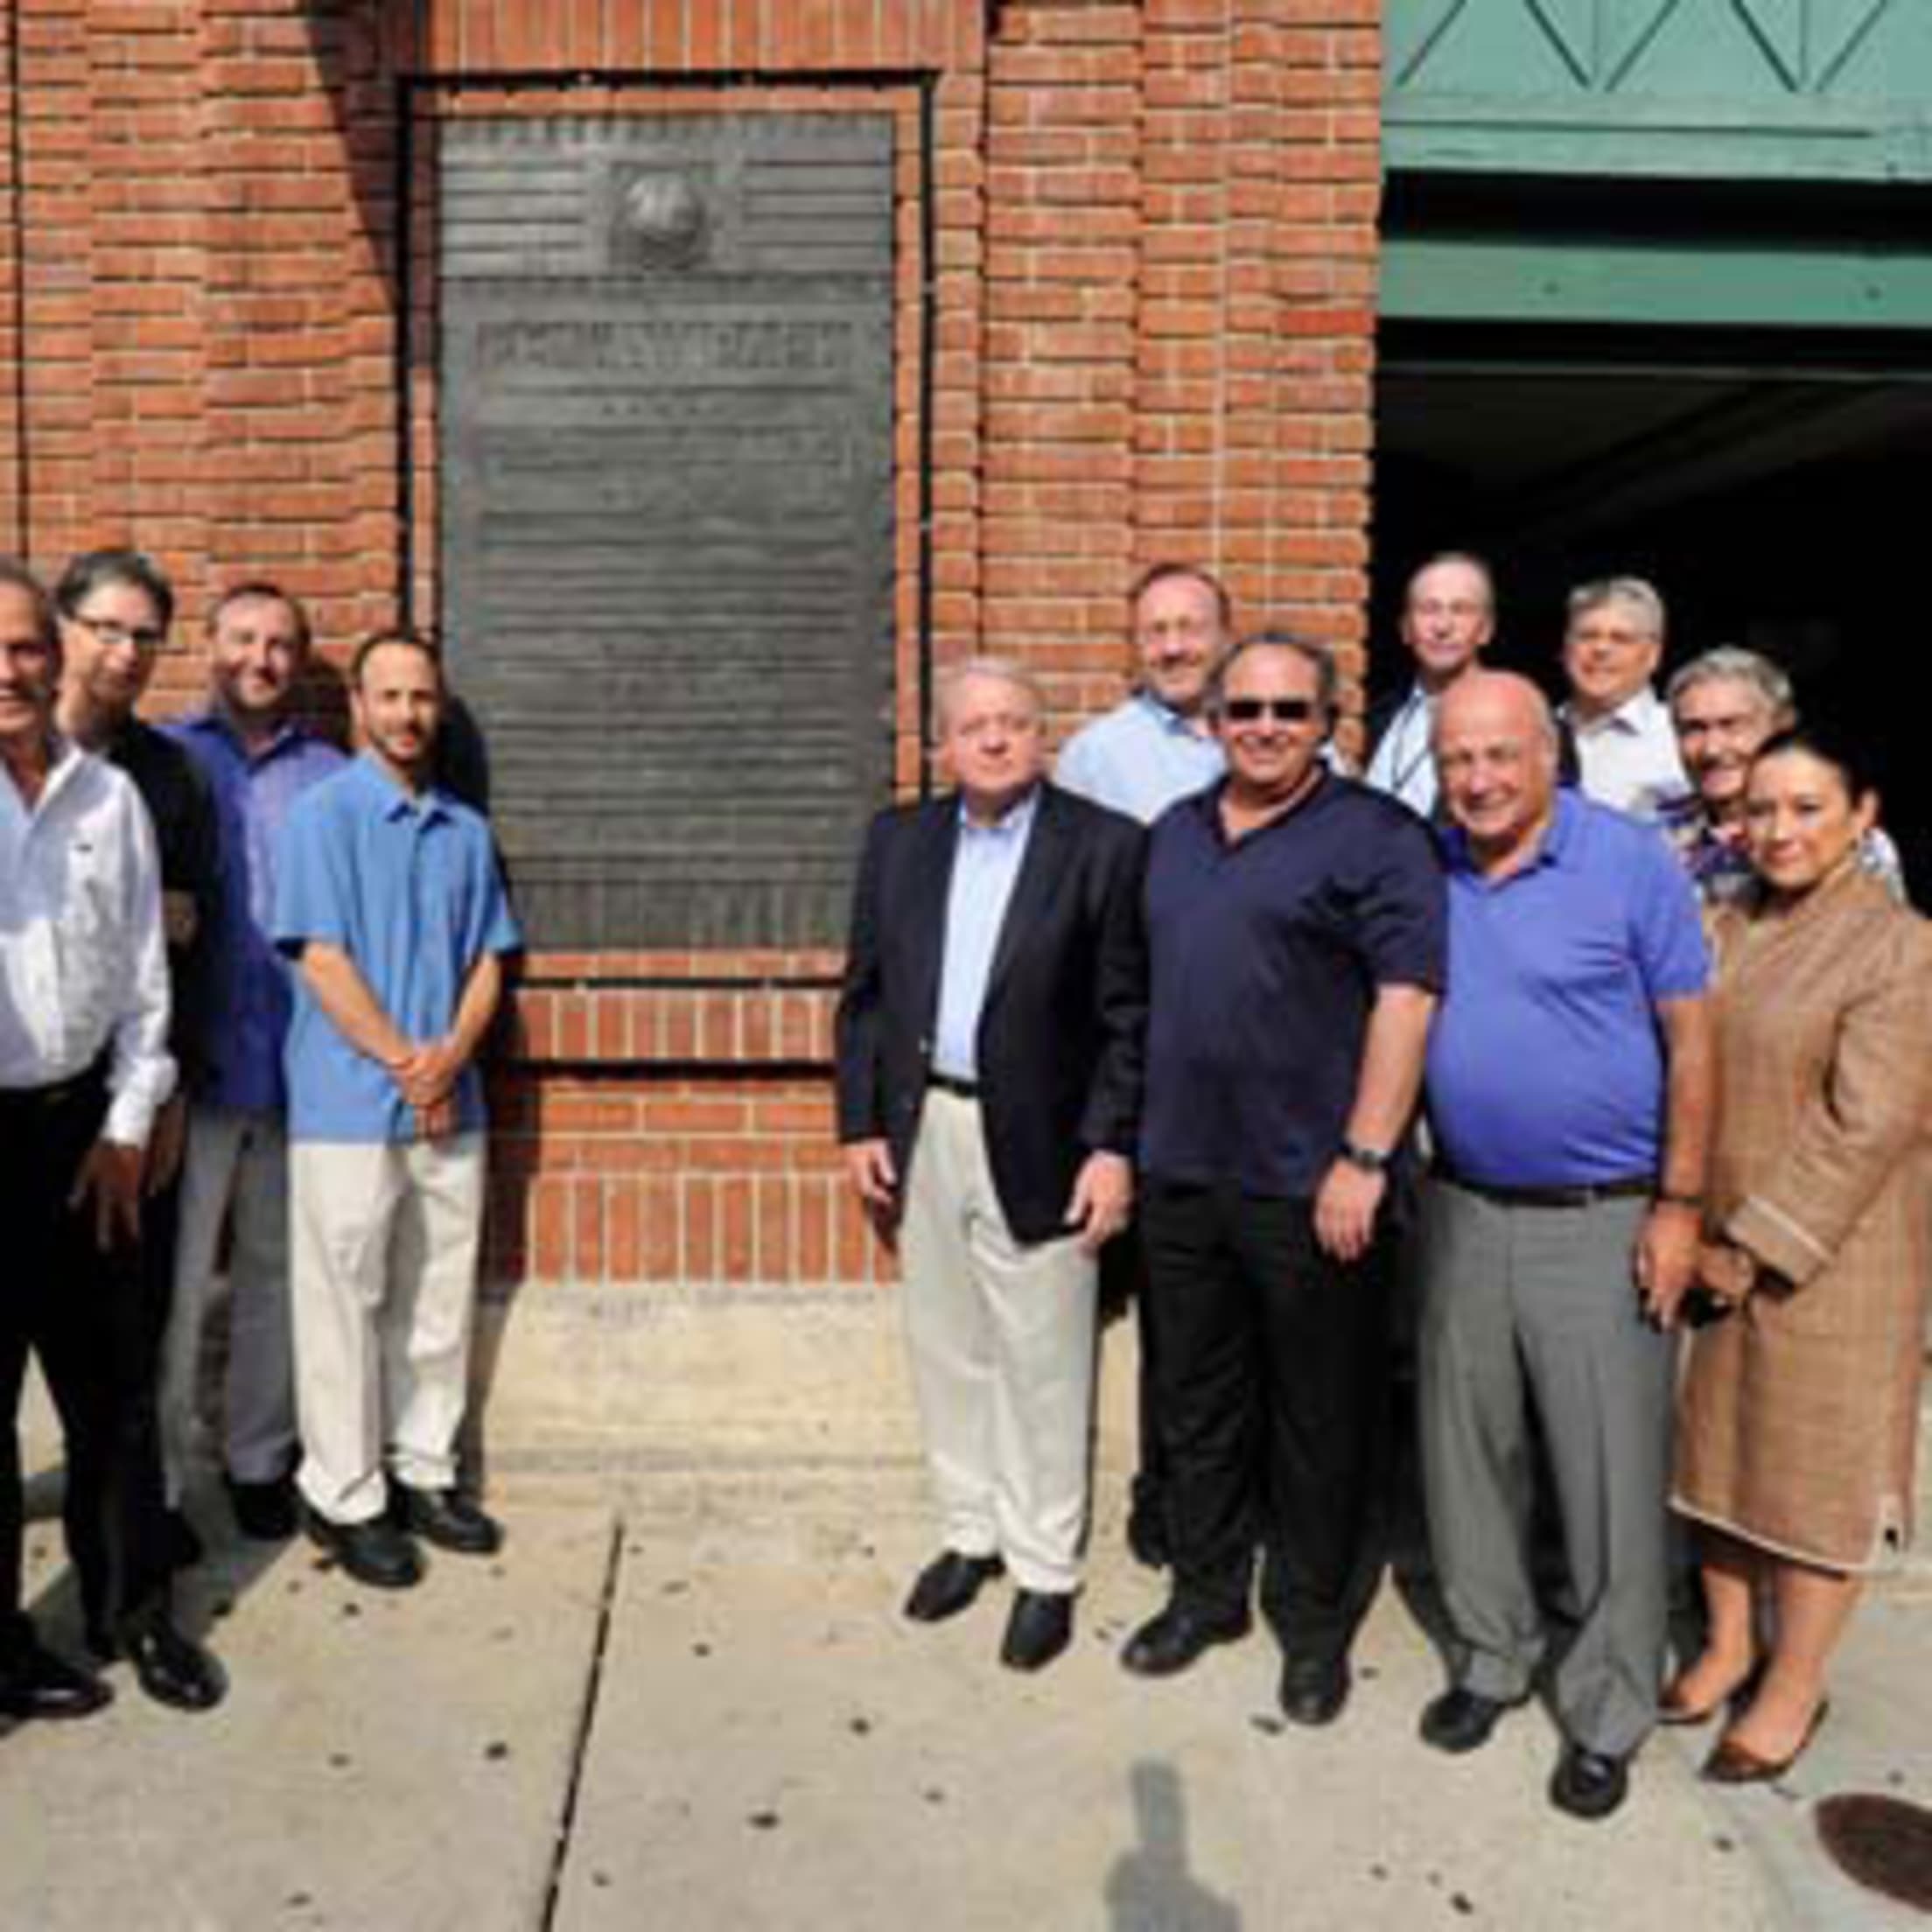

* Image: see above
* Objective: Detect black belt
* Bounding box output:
[0,1064,103,1114]
[928,1073,980,1101]
[1434,1167,1654,1210]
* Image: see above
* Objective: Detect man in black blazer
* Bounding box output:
[836,656,1146,1671]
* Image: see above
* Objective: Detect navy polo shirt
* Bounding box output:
[1141,773,1446,1196]
[1425,789,1708,1187]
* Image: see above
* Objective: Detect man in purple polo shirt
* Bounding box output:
[160,584,346,1543]
[1417,670,1713,1822]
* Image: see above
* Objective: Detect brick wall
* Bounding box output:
[0,0,1382,1294]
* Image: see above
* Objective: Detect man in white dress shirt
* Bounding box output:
[1558,577,1690,820]
[1362,554,1496,820]
[0,559,177,1723]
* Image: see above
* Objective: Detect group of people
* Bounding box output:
[837,555,1932,1822]
[1,552,520,1728]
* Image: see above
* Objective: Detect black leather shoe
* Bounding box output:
[903,1550,1004,1623]
[119,1607,225,1713]
[227,1474,298,1542]
[1120,1602,1251,1677]
[1000,1591,1073,1671]
[1419,1685,1525,1755]
[0,1638,113,1720]
[394,1486,503,1556]
[1550,1742,1630,1821]
[305,1508,423,1589]
[1279,1654,1351,1726]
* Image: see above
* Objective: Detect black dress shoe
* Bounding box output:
[1279,1655,1350,1726]
[227,1473,298,1542]
[903,1550,1004,1623]
[1000,1591,1074,1671]
[394,1485,503,1556]
[0,1638,113,1721]
[1550,1741,1630,1821]
[118,1606,225,1713]
[1120,1602,1251,1677]
[305,1508,424,1589]
[1419,1685,1525,1755]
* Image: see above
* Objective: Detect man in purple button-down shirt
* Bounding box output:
[158,584,345,1544]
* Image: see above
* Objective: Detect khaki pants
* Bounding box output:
[899,1090,1097,1593]
[289,1135,486,1527]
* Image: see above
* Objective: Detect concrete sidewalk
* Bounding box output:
[6,1468,1926,1930]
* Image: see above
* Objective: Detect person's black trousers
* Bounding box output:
[1140,1177,1391,1667]
[1,1067,176,1656]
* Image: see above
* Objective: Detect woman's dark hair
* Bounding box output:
[1751,722,1881,804]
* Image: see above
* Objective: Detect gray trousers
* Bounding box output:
[1417,1179,1673,1758]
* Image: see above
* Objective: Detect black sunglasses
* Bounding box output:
[1222,696,1318,724]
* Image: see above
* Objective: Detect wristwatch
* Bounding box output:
[1339,1140,1391,1175]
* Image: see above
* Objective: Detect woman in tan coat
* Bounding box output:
[1667,724,1932,1782]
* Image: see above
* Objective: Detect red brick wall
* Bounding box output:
[0,0,1382,1289]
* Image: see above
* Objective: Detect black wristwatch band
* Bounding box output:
[1339,1140,1391,1175]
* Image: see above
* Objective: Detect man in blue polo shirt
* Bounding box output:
[1122,634,1444,1726]
[161,583,345,1544]
[274,631,520,1591]
[1417,670,1712,1823]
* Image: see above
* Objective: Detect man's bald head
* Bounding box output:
[1433,671,1561,871]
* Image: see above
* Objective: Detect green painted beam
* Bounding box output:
[1384,101,1932,185]
[1380,234,1932,330]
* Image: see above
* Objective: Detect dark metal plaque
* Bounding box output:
[438,116,896,949]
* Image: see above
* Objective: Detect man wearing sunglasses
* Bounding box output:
[1124,635,1444,1726]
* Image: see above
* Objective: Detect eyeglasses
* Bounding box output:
[1222,696,1318,724]
[71,612,165,652]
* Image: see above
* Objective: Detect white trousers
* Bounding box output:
[160,1103,296,1502]
[289,1135,486,1526]
[898,1090,1097,1593]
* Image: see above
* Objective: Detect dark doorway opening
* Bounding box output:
[1373,320,1932,898]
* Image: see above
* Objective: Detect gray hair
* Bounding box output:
[1405,551,1495,617]
[1567,575,1665,642]
[1665,645,1794,722]
[933,655,1046,732]
[1205,631,1338,722]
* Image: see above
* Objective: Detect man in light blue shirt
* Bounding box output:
[1054,562,1228,822]
[160,584,346,1544]
[1054,563,1228,1571]
[274,631,520,1592]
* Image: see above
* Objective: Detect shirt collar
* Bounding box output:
[354,748,451,823]
[1441,787,1580,879]
[187,704,312,766]
[956,782,1040,840]
[1564,683,1662,738]
[1132,690,1212,738]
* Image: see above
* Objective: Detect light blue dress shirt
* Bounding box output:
[930,788,1040,1082]
[273,755,522,1143]
[1054,693,1223,826]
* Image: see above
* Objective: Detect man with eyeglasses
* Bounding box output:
[836,658,1146,1672]
[1122,635,1443,1726]
[1558,576,1690,820]
[1055,562,1231,1573]
[1,560,184,1723]
[45,548,226,1712]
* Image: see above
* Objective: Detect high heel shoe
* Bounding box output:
[1658,1659,1763,1726]
[1701,1699,1830,1784]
